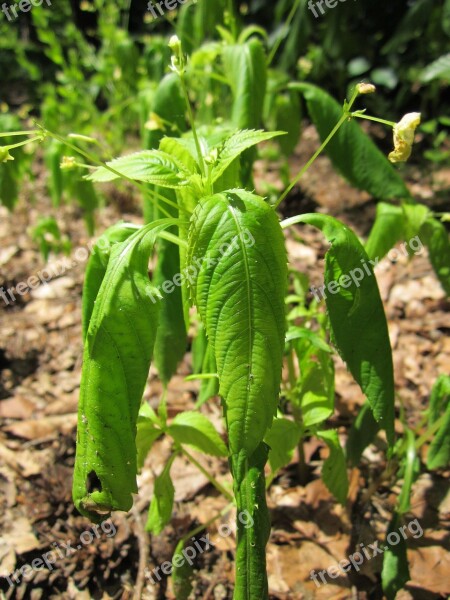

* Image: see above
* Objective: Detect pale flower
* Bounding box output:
[388,112,421,163]
[357,83,376,95]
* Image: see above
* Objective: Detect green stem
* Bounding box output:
[351,113,396,127]
[267,0,301,67]
[227,0,238,41]
[0,130,39,138]
[415,413,446,450]
[181,447,234,502]
[274,86,360,209]
[179,73,206,179]
[6,136,42,150]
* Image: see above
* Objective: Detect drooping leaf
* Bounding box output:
[365,202,404,261]
[87,150,189,187]
[265,418,301,474]
[291,83,410,200]
[146,457,175,535]
[284,214,395,444]
[82,222,140,340]
[72,221,174,521]
[187,190,287,462]
[167,411,228,457]
[381,513,410,600]
[420,217,450,295]
[317,429,348,504]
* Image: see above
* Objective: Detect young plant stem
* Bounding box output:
[275,86,361,209]
[178,73,207,180]
[297,437,309,486]
[227,0,238,41]
[181,447,234,502]
[351,113,396,128]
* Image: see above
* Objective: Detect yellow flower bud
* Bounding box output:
[388,112,421,163]
[357,83,376,95]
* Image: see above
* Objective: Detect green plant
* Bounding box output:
[2,18,449,598]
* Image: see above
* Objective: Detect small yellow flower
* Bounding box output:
[0,147,14,163]
[144,112,165,132]
[60,156,77,170]
[357,83,376,95]
[388,112,421,163]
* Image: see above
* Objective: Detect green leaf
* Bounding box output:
[72,220,174,521]
[286,326,332,353]
[187,190,287,462]
[167,411,228,457]
[317,429,348,504]
[421,53,450,83]
[136,411,163,471]
[87,150,190,187]
[397,428,419,514]
[294,340,335,429]
[286,214,395,444]
[222,39,267,130]
[420,217,450,295]
[82,222,140,340]
[346,402,379,466]
[195,342,220,408]
[402,202,429,243]
[274,91,302,156]
[429,375,450,423]
[381,513,410,600]
[211,129,284,183]
[265,418,301,474]
[365,202,404,261]
[232,443,271,600]
[153,234,187,385]
[144,72,186,151]
[146,457,175,535]
[292,83,410,200]
[427,377,450,470]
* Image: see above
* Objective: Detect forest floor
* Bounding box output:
[0,125,449,600]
